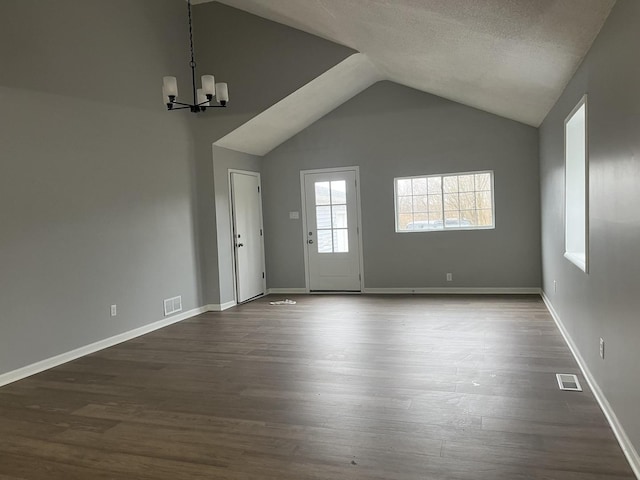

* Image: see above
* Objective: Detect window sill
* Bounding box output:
[564,251,588,273]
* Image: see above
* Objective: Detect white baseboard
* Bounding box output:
[267,287,541,295]
[266,288,308,295]
[207,301,236,312]
[0,305,210,388]
[541,291,640,479]
[363,287,541,295]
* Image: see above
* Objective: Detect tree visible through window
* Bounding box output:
[395,171,494,232]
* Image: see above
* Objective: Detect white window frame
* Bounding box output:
[394,170,496,233]
[564,94,589,273]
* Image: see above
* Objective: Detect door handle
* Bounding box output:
[237,243,244,248]
[308,239,314,244]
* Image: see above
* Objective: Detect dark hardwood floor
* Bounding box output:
[0,295,635,479]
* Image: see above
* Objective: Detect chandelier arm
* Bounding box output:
[171,100,194,107]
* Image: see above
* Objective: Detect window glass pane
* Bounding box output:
[413,212,428,222]
[317,230,333,253]
[398,213,413,230]
[459,192,475,210]
[316,206,332,229]
[443,176,458,193]
[460,210,477,226]
[428,194,442,212]
[458,175,474,192]
[412,178,428,195]
[407,213,429,230]
[429,210,443,223]
[443,193,459,211]
[427,176,442,194]
[444,210,460,228]
[412,195,428,213]
[315,182,331,205]
[333,229,349,253]
[397,179,412,196]
[397,196,412,214]
[477,209,493,227]
[330,181,346,204]
[332,205,348,228]
[475,173,491,191]
[476,191,492,209]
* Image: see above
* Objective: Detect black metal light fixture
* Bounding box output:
[162,0,229,113]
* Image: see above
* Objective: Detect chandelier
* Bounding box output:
[162,0,229,113]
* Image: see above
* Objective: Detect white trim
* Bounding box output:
[300,166,365,293]
[542,291,640,479]
[363,287,541,295]
[0,305,210,388]
[207,301,237,312]
[266,288,541,295]
[266,288,308,295]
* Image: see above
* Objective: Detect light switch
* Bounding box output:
[289,211,300,220]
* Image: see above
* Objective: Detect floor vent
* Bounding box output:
[164,296,183,316]
[556,373,582,392]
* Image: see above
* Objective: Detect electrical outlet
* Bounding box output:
[599,338,605,359]
[110,304,117,317]
[446,273,453,282]
[554,280,557,293]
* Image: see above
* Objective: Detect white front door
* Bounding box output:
[302,168,362,292]
[230,172,265,303]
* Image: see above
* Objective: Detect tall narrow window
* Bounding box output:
[564,95,588,272]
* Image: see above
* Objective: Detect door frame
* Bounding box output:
[228,169,267,303]
[300,166,365,293]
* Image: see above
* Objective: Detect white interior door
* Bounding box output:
[303,169,362,291]
[231,172,265,303]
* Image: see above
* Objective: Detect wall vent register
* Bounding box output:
[556,373,583,392]
[163,296,183,316]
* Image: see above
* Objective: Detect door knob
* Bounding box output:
[237,243,244,248]
[308,239,314,244]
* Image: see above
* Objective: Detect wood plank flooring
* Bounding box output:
[0,295,635,479]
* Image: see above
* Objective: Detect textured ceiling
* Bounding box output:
[197,0,615,126]
[215,54,382,155]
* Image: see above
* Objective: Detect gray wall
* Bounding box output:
[0,0,200,375]
[262,81,541,290]
[191,2,355,305]
[540,0,640,452]
[212,147,262,305]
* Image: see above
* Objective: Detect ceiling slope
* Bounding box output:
[202,0,615,126]
[214,53,382,156]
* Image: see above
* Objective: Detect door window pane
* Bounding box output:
[314,180,350,253]
[332,205,348,228]
[331,181,346,204]
[315,182,331,205]
[316,206,332,229]
[333,229,348,253]
[317,230,333,253]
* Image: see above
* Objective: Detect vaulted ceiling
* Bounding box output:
[196,0,615,126]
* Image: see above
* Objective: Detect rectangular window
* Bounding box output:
[315,180,349,253]
[564,95,588,272]
[395,171,494,232]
